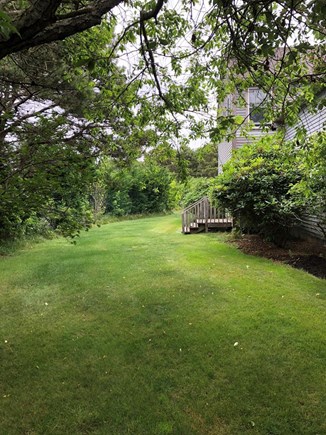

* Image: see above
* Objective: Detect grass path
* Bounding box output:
[0,214,325,434]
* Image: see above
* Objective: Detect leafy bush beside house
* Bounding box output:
[213,134,312,245]
[292,131,326,238]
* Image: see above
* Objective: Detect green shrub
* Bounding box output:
[213,134,306,245]
[102,161,174,216]
[292,131,326,238]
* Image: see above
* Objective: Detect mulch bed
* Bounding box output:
[232,235,326,279]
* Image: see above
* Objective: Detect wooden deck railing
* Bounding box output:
[181,196,233,233]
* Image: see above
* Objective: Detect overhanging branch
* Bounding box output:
[0,0,123,59]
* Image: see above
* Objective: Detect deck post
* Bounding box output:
[204,198,208,233]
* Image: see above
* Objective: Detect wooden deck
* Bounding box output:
[182,197,233,234]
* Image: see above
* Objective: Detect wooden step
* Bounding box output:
[196,218,233,224]
[190,222,199,228]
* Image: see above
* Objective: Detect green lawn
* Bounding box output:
[0,214,325,434]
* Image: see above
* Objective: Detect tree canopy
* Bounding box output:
[1,0,324,140]
[0,22,154,239]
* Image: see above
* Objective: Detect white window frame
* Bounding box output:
[248,88,266,126]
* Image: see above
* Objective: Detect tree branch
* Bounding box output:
[140,0,165,21]
[0,0,123,59]
[0,102,57,138]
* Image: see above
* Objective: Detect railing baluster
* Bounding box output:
[182,197,233,233]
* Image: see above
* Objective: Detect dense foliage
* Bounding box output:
[293,131,326,238]
[213,134,325,244]
[0,116,95,239]
[179,177,215,209]
[0,24,160,240]
[0,1,324,140]
[145,142,219,181]
[93,159,174,217]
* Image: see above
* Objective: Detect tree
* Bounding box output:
[96,158,173,216]
[192,143,219,178]
[1,1,324,148]
[0,114,96,239]
[180,176,215,208]
[145,141,219,180]
[0,0,123,58]
[0,22,160,239]
[0,2,324,122]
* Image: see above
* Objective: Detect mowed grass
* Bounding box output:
[0,214,325,435]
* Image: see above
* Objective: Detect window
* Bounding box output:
[248,88,266,125]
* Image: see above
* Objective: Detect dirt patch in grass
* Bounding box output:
[232,235,326,279]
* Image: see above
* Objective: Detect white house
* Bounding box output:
[217,87,272,173]
[217,87,326,242]
[284,92,326,242]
